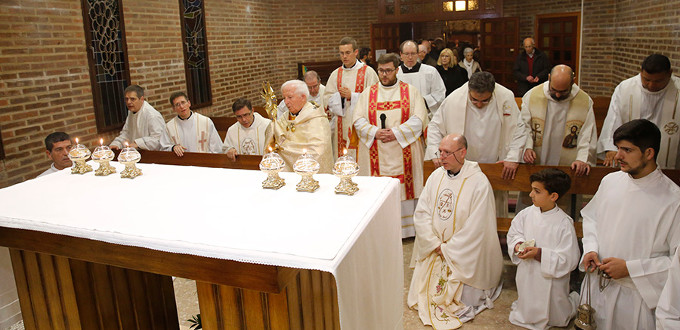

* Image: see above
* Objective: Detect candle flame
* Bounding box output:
[125,141,129,147]
[99,138,103,145]
[268,146,272,152]
[75,137,79,144]
[343,148,347,156]
[303,148,307,154]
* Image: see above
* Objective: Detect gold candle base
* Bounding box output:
[296,173,319,192]
[262,171,285,190]
[71,159,93,174]
[334,176,359,195]
[120,162,142,179]
[94,160,116,176]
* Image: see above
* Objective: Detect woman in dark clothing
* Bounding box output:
[436,48,468,96]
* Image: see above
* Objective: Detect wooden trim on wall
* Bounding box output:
[0,125,5,160]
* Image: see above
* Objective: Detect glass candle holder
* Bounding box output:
[259,150,286,189]
[117,144,142,179]
[293,151,320,192]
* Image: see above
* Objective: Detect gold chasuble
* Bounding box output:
[272,102,333,173]
[355,81,428,201]
[336,66,367,157]
[529,87,590,165]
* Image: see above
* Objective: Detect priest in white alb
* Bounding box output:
[352,53,428,238]
[580,119,680,330]
[408,134,503,330]
[270,80,333,173]
[224,98,272,161]
[597,54,680,169]
[160,91,223,156]
[323,37,379,160]
[397,40,446,118]
[110,85,165,151]
[425,71,525,216]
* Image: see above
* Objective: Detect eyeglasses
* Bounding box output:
[469,94,492,104]
[235,112,253,119]
[173,100,189,108]
[401,52,417,57]
[435,148,463,159]
[378,68,396,75]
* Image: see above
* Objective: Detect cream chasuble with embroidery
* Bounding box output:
[519,82,597,165]
[597,74,680,169]
[271,102,333,174]
[323,60,379,159]
[161,112,223,153]
[223,112,272,155]
[408,162,503,329]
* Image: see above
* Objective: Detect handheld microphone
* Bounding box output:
[380,114,387,129]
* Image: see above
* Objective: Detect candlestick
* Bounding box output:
[68,137,93,174]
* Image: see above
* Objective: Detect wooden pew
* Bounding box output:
[136,151,680,238]
[514,96,611,136]
[297,60,342,84]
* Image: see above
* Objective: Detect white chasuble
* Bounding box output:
[520,82,597,165]
[597,74,680,169]
[657,249,680,329]
[110,101,165,150]
[162,112,223,153]
[353,80,427,238]
[580,169,680,330]
[323,61,379,159]
[223,112,272,155]
[408,162,503,329]
[507,206,580,330]
[272,102,333,174]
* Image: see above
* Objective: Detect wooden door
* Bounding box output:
[536,13,580,78]
[371,23,401,57]
[480,17,519,93]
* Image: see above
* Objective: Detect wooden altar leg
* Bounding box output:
[9,249,179,330]
[197,269,340,329]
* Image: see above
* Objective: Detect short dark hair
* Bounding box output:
[468,72,496,93]
[45,132,71,151]
[359,47,370,59]
[124,85,144,98]
[169,91,189,106]
[377,53,400,68]
[339,37,357,50]
[529,168,571,200]
[641,54,671,74]
[232,98,252,113]
[613,119,661,161]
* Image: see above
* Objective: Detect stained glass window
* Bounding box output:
[81,0,131,132]
[179,0,212,108]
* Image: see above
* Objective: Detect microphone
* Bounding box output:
[380,114,386,129]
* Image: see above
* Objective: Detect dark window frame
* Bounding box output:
[179,0,212,109]
[81,0,132,133]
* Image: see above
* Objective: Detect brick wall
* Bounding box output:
[0,0,377,188]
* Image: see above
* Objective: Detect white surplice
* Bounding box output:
[507,205,580,330]
[323,60,379,159]
[223,112,272,155]
[160,112,223,153]
[408,162,503,329]
[397,63,446,117]
[110,101,165,150]
[37,163,60,178]
[519,82,597,166]
[580,169,680,330]
[353,80,428,238]
[597,74,680,169]
[657,248,680,329]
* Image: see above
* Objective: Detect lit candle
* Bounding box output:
[99,138,103,146]
[125,141,129,148]
[75,137,79,144]
[303,148,307,155]
[343,148,347,156]
[268,146,272,153]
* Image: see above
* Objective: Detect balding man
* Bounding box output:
[408,134,503,329]
[518,64,597,175]
[598,54,680,169]
[271,80,333,173]
[418,43,437,67]
[398,40,446,117]
[513,37,551,96]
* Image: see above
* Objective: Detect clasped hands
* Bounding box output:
[582,251,629,279]
[376,128,396,143]
[514,242,541,261]
[523,149,591,176]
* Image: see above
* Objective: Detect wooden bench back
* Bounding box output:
[297,60,342,85]
[514,96,611,137]
[211,106,269,141]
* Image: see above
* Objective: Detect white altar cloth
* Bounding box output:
[0,162,404,330]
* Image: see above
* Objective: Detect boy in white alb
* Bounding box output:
[507,168,580,329]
